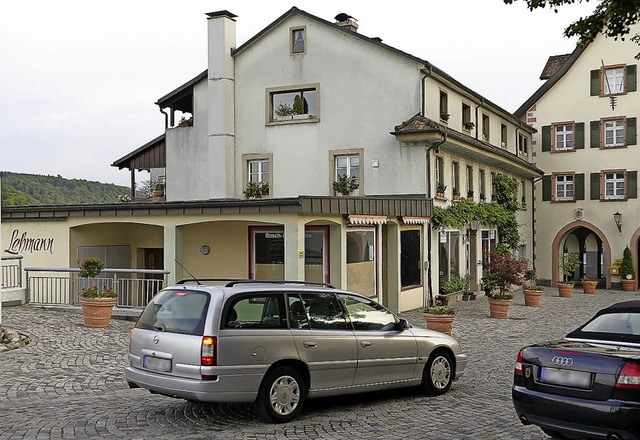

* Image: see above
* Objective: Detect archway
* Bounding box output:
[552,221,612,289]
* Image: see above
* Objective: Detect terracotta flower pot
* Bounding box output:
[622,279,636,291]
[423,314,455,336]
[582,280,598,294]
[557,282,574,298]
[523,289,543,307]
[80,297,117,328]
[488,298,512,319]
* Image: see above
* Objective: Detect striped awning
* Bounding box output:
[348,214,388,225]
[402,216,430,224]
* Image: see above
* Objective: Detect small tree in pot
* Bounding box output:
[620,246,636,291]
[523,268,544,306]
[78,257,118,328]
[482,251,529,318]
[558,253,580,298]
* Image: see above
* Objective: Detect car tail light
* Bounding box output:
[201,336,217,366]
[129,327,134,353]
[514,350,523,375]
[616,361,640,389]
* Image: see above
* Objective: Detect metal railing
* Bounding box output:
[25,268,170,308]
[1,255,23,289]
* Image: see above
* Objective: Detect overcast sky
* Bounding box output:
[0,0,597,187]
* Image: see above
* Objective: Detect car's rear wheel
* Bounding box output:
[255,366,305,423]
[421,350,453,395]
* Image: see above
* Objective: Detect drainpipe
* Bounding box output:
[425,125,447,308]
[531,176,543,273]
[474,99,484,140]
[421,63,433,117]
[158,105,169,130]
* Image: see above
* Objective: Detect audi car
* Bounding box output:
[512,300,640,439]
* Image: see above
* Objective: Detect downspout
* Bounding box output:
[474,99,484,140]
[425,125,447,308]
[421,63,432,117]
[531,176,543,273]
[158,105,169,130]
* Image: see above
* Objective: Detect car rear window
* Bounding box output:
[136,289,210,335]
[581,312,640,335]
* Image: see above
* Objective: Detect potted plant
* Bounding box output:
[423,299,456,335]
[463,121,475,131]
[440,276,467,302]
[452,188,460,201]
[153,182,165,198]
[620,246,636,291]
[558,252,580,297]
[466,190,474,200]
[482,251,528,318]
[78,257,118,328]
[523,268,544,306]
[582,274,598,294]
[332,174,359,196]
[243,181,269,199]
[436,182,447,198]
[479,193,486,203]
[440,112,450,123]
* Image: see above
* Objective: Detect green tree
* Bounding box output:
[504,0,640,54]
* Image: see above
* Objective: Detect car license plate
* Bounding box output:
[540,367,592,389]
[143,356,172,372]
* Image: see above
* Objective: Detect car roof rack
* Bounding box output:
[176,278,252,285]
[224,280,336,289]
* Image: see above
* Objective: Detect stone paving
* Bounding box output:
[0,287,638,439]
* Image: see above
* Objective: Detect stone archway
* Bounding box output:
[629,228,640,290]
[552,221,612,289]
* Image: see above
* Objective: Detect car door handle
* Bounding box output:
[303,341,317,349]
[360,341,372,348]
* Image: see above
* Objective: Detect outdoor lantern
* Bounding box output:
[613,211,622,233]
[469,217,481,236]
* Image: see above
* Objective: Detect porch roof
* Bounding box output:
[111,134,166,171]
[1,195,432,220]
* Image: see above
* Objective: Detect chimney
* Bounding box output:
[334,13,358,32]
[205,10,236,198]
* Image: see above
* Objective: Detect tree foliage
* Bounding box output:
[504,0,640,46]
[0,172,131,206]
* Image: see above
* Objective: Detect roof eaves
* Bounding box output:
[111,133,165,168]
[155,70,208,107]
[514,43,589,119]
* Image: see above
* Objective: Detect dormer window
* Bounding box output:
[291,27,306,54]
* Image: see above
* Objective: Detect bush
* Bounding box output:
[482,252,529,299]
[79,257,104,278]
[621,246,635,280]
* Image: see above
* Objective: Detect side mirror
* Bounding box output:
[396,318,410,330]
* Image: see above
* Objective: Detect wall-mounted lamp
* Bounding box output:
[613,211,622,233]
[469,217,481,237]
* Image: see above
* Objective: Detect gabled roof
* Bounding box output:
[515,43,589,119]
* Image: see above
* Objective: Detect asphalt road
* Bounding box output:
[1,287,636,439]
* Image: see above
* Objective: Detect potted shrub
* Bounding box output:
[153,182,165,198]
[440,276,467,302]
[558,252,580,298]
[466,190,474,200]
[582,274,598,294]
[523,268,544,306]
[423,299,456,335]
[463,121,475,131]
[452,188,460,201]
[620,246,636,291]
[482,251,528,318]
[78,257,118,328]
[436,182,447,198]
[479,193,486,203]
[244,181,269,199]
[332,174,359,196]
[440,112,450,123]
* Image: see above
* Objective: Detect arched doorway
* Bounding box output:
[552,221,612,289]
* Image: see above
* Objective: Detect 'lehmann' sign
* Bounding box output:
[4,229,54,255]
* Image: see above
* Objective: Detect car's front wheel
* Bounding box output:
[421,350,453,395]
[255,366,305,423]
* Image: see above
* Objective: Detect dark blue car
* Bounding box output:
[512,300,640,439]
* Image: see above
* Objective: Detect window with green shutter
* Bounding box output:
[590,69,601,96]
[590,121,600,148]
[575,122,585,149]
[590,173,601,200]
[627,117,636,146]
[542,126,551,152]
[575,173,585,200]
[627,65,637,93]
[628,171,637,199]
[542,175,552,201]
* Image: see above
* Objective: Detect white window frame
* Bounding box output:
[555,174,574,201]
[243,154,273,197]
[290,26,306,55]
[554,124,574,151]
[604,171,625,200]
[604,67,625,95]
[329,148,364,196]
[248,159,269,184]
[604,119,625,147]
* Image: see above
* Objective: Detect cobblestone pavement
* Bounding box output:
[1,288,637,440]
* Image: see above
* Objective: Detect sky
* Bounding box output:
[0,0,598,187]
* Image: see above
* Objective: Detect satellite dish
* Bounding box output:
[335,13,355,22]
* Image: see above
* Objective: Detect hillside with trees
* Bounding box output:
[0,172,131,207]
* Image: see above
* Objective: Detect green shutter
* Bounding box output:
[575,122,585,149]
[628,171,637,199]
[590,69,601,96]
[627,117,637,146]
[542,125,552,152]
[590,121,600,148]
[590,172,601,200]
[542,175,552,201]
[627,65,637,92]
[575,173,585,200]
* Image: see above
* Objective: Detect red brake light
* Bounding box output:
[201,336,217,366]
[616,361,640,388]
[129,327,134,353]
[515,350,523,375]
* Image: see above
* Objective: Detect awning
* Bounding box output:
[348,214,388,225]
[402,216,430,225]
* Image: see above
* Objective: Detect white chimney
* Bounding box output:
[206,10,236,198]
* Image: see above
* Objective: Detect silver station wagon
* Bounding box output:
[125,280,468,422]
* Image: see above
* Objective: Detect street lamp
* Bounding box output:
[469,217,480,237]
[613,211,622,233]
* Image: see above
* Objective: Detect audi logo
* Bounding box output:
[551,356,574,366]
